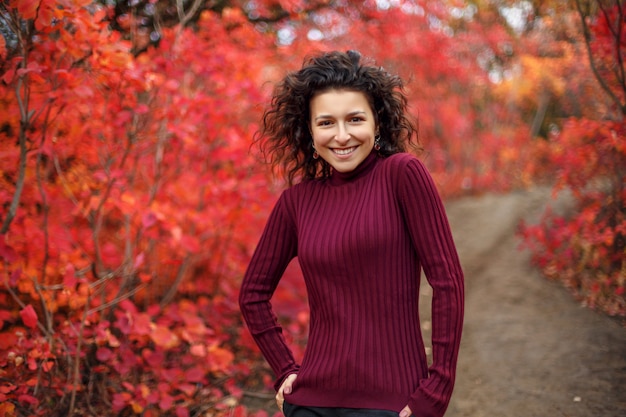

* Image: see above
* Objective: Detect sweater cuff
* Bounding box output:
[273,366,300,391]
[408,382,448,417]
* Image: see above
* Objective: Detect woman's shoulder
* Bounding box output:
[285,177,324,193]
[385,152,416,164]
[280,177,325,204]
[380,152,425,173]
[377,152,435,195]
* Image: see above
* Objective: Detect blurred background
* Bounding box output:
[0,1,624,416]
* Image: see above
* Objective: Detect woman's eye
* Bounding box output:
[350,117,364,123]
[318,120,332,127]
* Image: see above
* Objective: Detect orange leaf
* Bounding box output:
[42,360,54,372]
[207,344,234,372]
[73,0,94,7]
[0,402,16,416]
[150,325,179,349]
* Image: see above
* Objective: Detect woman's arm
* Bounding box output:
[397,156,465,417]
[239,191,300,390]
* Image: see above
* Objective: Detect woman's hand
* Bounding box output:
[399,405,412,417]
[276,373,298,412]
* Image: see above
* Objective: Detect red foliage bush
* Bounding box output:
[0,1,278,415]
[520,119,626,318]
[1,1,624,416]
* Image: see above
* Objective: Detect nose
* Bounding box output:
[335,123,351,144]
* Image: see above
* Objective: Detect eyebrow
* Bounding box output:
[314,110,367,121]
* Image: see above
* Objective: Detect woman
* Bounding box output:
[239,50,464,417]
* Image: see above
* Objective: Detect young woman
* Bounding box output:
[239,50,464,417]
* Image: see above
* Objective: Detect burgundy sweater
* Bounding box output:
[239,151,464,417]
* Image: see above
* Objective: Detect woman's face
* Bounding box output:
[309,89,376,173]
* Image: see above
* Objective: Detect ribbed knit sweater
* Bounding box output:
[239,151,464,417]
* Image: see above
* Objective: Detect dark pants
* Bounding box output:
[283,401,399,417]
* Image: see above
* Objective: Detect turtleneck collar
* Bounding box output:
[328,150,380,186]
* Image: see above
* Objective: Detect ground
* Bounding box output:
[243,187,626,416]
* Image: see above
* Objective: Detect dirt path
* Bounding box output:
[442,187,626,416]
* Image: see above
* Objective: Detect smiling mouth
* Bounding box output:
[332,146,358,156]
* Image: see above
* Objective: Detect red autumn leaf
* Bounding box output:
[0,34,6,62]
[35,2,54,29]
[96,347,114,362]
[159,393,174,411]
[13,0,39,20]
[92,7,107,22]
[225,379,243,397]
[17,393,39,405]
[62,264,77,288]
[9,269,20,286]
[184,366,205,383]
[177,383,196,397]
[232,405,247,417]
[180,235,200,253]
[19,305,38,329]
[42,360,54,372]
[112,392,132,413]
[138,272,152,283]
[0,384,16,395]
[146,390,159,405]
[159,368,182,383]
[175,406,190,417]
[141,212,157,228]
[0,239,17,263]
[189,344,206,357]
[134,252,145,268]
[142,349,165,368]
[132,313,152,336]
[0,331,19,350]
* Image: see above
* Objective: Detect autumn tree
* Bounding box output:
[519,0,626,319]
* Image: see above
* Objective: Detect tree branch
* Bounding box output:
[574,0,625,117]
[1,77,30,234]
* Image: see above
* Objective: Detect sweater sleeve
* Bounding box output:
[238,191,300,390]
[397,156,465,417]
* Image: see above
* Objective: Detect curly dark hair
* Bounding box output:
[254,50,418,185]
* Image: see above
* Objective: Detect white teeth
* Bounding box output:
[334,147,355,155]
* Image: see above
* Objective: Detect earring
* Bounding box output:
[311,141,319,159]
[374,134,381,151]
